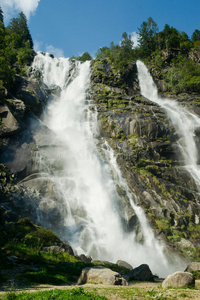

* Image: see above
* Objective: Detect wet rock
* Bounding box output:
[0,130,34,176]
[77,266,128,285]
[14,75,47,116]
[162,271,195,288]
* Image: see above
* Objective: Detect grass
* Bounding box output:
[4,288,107,300]
[2,285,200,300]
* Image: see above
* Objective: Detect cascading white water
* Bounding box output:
[137,60,200,190]
[30,52,184,277]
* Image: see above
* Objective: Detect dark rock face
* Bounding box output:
[0,103,23,137]
[90,58,200,260]
[1,56,200,265]
[129,264,154,281]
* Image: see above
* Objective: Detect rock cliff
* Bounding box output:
[0,56,200,263]
[90,58,200,260]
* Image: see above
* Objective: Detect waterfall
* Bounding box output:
[29,52,183,277]
[136,60,200,190]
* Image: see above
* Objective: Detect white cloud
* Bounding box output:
[34,40,43,52]
[1,0,40,21]
[46,45,64,58]
[131,32,139,48]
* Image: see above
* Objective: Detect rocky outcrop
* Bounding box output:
[90,58,200,261]
[43,243,74,255]
[0,102,23,137]
[77,266,128,285]
[162,271,195,288]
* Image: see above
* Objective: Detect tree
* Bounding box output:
[0,6,4,24]
[192,29,200,43]
[77,52,92,62]
[8,12,33,49]
[137,17,158,56]
[120,32,134,57]
[95,46,110,59]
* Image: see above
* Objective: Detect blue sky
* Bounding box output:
[1,0,200,58]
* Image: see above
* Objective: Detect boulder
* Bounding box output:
[116,260,133,270]
[11,99,26,119]
[0,130,34,176]
[77,266,128,286]
[0,103,22,137]
[78,254,92,263]
[43,244,74,255]
[177,238,195,250]
[185,262,200,273]
[129,264,154,281]
[162,271,195,288]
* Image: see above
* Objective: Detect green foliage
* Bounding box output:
[0,6,3,24]
[137,17,158,57]
[72,52,92,62]
[95,32,135,73]
[191,29,200,42]
[0,7,34,89]
[77,52,92,62]
[7,12,33,49]
[5,288,107,300]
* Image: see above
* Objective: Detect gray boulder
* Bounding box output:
[185,262,200,273]
[116,260,133,270]
[162,271,195,288]
[129,264,154,281]
[77,266,128,286]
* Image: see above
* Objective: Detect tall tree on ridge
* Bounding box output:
[8,11,33,49]
[0,6,3,24]
[137,17,158,57]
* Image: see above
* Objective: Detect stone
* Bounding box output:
[11,99,26,119]
[0,130,34,176]
[0,103,22,137]
[162,271,195,288]
[78,254,92,263]
[116,260,133,270]
[177,238,195,249]
[43,243,74,255]
[77,266,128,286]
[185,262,200,272]
[129,264,154,281]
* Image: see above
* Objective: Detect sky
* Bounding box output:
[1,0,200,58]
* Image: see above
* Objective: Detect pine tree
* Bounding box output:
[192,29,200,43]
[137,17,158,56]
[0,6,3,24]
[8,11,33,49]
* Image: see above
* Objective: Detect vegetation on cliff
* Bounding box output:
[0,7,34,91]
[95,17,200,94]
